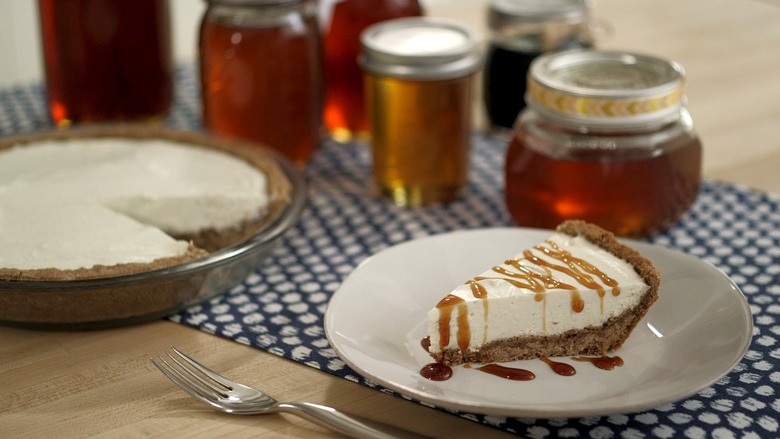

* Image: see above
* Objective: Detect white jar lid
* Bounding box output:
[360,17,483,80]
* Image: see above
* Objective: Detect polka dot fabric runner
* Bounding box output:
[2,68,778,438]
[171,139,779,439]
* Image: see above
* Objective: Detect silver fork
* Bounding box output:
[151,347,432,439]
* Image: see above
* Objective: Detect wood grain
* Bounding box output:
[0,322,515,438]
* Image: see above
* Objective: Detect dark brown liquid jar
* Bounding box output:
[484,0,593,133]
[505,50,702,237]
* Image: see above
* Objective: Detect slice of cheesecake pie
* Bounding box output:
[427,220,660,365]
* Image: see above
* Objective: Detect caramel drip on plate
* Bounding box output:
[436,239,620,353]
[540,356,576,376]
[468,363,535,381]
[420,362,453,381]
[572,355,624,370]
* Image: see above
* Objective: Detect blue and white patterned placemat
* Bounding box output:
[2,68,778,438]
[171,139,780,439]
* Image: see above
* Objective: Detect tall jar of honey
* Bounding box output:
[322,0,423,143]
[505,50,702,237]
[199,0,323,165]
[38,0,173,126]
[360,18,483,207]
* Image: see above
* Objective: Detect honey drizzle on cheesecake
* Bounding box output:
[435,239,620,351]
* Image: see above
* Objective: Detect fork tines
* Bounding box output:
[152,346,232,409]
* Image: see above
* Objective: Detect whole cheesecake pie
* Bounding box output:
[0,126,292,282]
[426,220,661,365]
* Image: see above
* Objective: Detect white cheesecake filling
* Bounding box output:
[0,201,190,270]
[427,233,648,354]
[0,138,269,271]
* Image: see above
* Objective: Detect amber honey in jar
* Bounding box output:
[38,0,173,126]
[360,18,483,207]
[505,50,702,237]
[322,0,423,143]
[199,0,323,165]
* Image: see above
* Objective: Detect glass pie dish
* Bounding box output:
[0,125,307,329]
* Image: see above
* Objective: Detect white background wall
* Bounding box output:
[0,0,485,87]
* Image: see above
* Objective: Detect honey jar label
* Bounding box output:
[528,80,685,119]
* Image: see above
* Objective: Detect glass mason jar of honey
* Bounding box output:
[505,50,702,237]
[199,0,323,165]
[322,0,423,143]
[38,0,173,126]
[483,0,592,133]
[361,18,483,207]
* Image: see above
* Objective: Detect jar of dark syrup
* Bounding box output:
[505,50,702,238]
[483,0,592,133]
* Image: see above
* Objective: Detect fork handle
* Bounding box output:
[274,402,432,439]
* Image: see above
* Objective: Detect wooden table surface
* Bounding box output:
[1,1,778,438]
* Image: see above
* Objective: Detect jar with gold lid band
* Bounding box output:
[505,50,702,237]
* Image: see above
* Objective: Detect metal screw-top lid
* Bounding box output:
[488,0,588,27]
[360,17,483,81]
[527,50,686,128]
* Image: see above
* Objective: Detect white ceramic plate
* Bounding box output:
[324,228,753,418]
